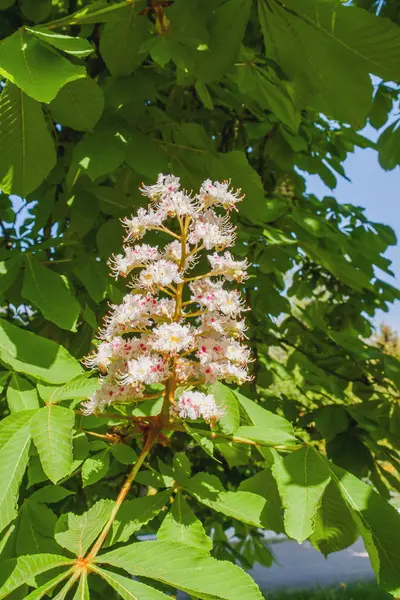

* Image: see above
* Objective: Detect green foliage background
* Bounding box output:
[0,0,400,598]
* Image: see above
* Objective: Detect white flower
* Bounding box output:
[190,279,246,316]
[120,354,170,386]
[188,209,236,250]
[140,173,181,199]
[199,312,247,338]
[100,293,155,339]
[138,259,183,290]
[198,179,243,210]
[109,244,160,278]
[122,208,164,240]
[208,251,249,282]
[82,380,142,415]
[83,174,250,422]
[159,190,197,217]
[151,322,194,354]
[202,361,249,384]
[172,391,225,422]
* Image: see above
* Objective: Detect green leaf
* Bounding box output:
[310,480,359,557]
[90,185,131,217]
[235,392,296,443]
[110,443,138,465]
[258,0,369,125]
[213,382,240,435]
[0,29,86,103]
[98,540,263,600]
[22,256,80,331]
[126,132,168,179]
[173,452,191,483]
[0,318,82,383]
[369,86,393,129]
[236,425,297,446]
[195,0,251,83]
[0,554,72,600]
[30,485,74,504]
[328,463,400,596]
[185,472,278,530]
[106,490,171,546]
[100,5,148,77]
[37,373,98,405]
[0,83,56,197]
[73,257,108,303]
[378,120,400,171]
[24,570,73,600]
[7,373,39,412]
[314,405,350,442]
[69,127,127,183]
[30,405,75,484]
[213,152,267,224]
[55,499,113,557]
[27,27,93,57]
[72,571,90,600]
[0,420,31,535]
[82,449,110,488]
[215,441,251,468]
[0,256,24,297]
[234,64,300,131]
[158,491,212,552]
[49,78,104,132]
[0,410,35,451]
[21,0,51,23]
[92,568,169,600]
[184,424,216,460]
[16,498,59,555]
[239,468,284,532]
[272,447,331,543]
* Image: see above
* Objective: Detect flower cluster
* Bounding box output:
[83,174,250,423]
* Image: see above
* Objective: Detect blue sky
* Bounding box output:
[306,123,400,330]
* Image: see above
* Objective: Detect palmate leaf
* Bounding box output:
[0,416,32,535]
[97,540,263,600]
[55,499,113,557]
[158,491,212,552]
[272,447,331,543]
[0,82,56,197]
[259,0,400,126]
[93,568,169,600]
[30,405,75,484]
[0,28,86,103]
[328,462,400,596]
[22,256,81,332]
[0,554,73,599]
[0,318,82,384]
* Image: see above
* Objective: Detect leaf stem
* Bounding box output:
[86,428,158,561]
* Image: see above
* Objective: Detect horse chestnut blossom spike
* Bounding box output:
[82,174,251,424]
